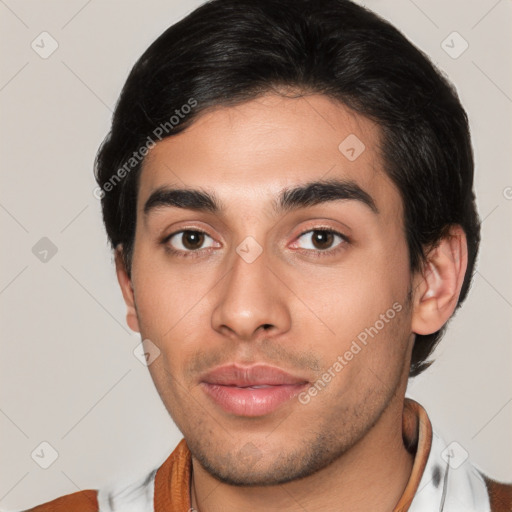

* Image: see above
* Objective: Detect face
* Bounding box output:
[121,93,416,485]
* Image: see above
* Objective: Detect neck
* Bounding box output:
[190,397,415,512]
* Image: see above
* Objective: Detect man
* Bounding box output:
[23,0,511,510]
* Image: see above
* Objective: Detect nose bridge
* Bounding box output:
[211,240,290,339]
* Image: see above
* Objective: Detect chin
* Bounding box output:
[189,430,352,487]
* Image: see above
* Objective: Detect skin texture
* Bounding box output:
[116,93,468,511]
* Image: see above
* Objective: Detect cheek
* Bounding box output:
[312,249,411,381]
[315,302,411,417]
[311,258,409,346]
[132,249,214,337]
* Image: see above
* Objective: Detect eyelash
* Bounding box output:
[292,228,350,257]
[161,230,215,259]
[161,228,349,259]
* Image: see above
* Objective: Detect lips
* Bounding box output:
[201,364,308,387]
[200,364,309,417]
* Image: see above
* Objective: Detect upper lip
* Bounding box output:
[201,364,309,387]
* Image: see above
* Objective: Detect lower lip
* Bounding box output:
[201,382,308,417]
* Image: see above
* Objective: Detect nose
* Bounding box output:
[211,244,291,342]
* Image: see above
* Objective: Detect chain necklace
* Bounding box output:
[189,465,200,512]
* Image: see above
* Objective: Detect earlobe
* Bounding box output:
[411,225,468,336]
[114,246,140,333]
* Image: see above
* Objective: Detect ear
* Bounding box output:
[411,225,468,336]
[115,246,140,333]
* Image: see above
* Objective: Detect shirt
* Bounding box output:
[9,398,510,512]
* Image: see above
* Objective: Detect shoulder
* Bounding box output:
[482,474,512,512]
[24,489,98,511]
[18,439,191,512]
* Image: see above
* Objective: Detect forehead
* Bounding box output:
[137,93,402,220]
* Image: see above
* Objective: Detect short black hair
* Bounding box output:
[95,0,480,377]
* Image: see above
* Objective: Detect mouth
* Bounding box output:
[200,364,309,417]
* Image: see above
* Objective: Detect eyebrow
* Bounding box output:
[143,178,378,217]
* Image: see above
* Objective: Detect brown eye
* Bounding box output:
[295,229,346,252]
[167,230,214,252]
[181,231,205,250]
[311,230,335,250]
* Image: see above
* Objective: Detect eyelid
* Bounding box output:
[290,227,349,252]
[293,226,349,247]
[161,223,216,243]
[161,227,221,255]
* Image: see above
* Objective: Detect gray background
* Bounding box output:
[0,0,511,509]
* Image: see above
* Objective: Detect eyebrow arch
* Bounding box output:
[143,178,378,217]
[277,179,378,214]
[144,187,221,215]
